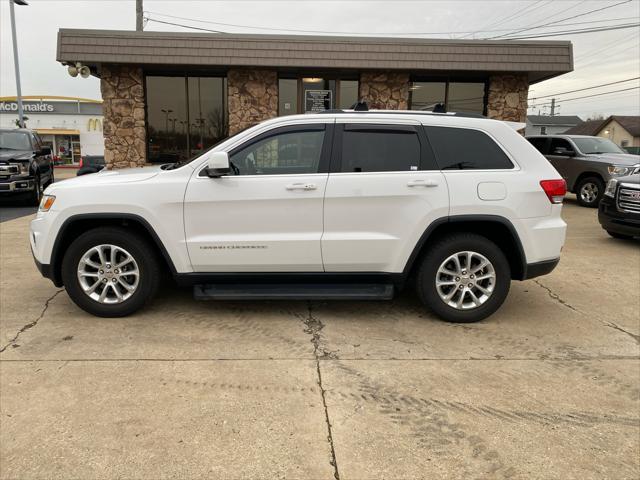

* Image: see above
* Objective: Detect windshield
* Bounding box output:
[0,131,31,151]
[572,137,625,155]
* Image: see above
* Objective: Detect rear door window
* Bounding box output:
[336,124,435,173]
[425,126,513,170]
[528,137,549,154]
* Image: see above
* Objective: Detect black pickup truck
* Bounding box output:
[0,128,54,205]
[599,174,640,240]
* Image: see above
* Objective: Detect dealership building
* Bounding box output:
[0,96,104,163]
[55,29,573,169]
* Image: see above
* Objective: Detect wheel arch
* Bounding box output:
[49,213,177,287]
[403,215,527,282]
[572,171,604,192]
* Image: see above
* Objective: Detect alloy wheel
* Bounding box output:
[77,244,140,304]
[435,251,496,310]
[580,182,599,204]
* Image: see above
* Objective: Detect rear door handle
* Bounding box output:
[286,183,317,191]
[407,179,438,187]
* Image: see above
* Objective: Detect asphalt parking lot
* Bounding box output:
[0,195,638,479]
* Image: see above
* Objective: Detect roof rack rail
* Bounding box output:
[317,108,486,119]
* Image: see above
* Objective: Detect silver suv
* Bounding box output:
[526,134,640,207]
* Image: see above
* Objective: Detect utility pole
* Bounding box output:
[550,98,556,116]
[136,0,143,31]
[9,0,29,128]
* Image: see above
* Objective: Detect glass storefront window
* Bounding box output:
[409,81,486,114]
[409,83,446,111]
[339,80,359,109]
[146,75,227,163]
[448,83,485,114]
[302,78,336,113]
[188,77,227,156]
[279,79,298,116]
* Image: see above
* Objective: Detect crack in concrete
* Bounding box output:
[0,289,64,353]
[605,321,640,346]
[533,280,578,312]
[301,302,340,480]
[533,280,640,347]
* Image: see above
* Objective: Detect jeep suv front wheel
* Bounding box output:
[61,227,160,317]
[417,233,511,323]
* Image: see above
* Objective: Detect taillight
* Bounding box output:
[79,157,84,168]
[540,179,567,204]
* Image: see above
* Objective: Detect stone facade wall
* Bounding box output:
[359,72,409,110]
[487,74,529,123]
[101,65,146,168]
[228,69,278,135]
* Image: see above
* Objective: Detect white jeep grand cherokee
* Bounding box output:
[31,109,567,323]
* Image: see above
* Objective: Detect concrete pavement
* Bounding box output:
[0,197,638,479]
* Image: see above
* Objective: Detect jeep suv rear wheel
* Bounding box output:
[61,227,160,317]
[416,233,511,323]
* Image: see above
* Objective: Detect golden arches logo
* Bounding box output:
[87,118,102,131]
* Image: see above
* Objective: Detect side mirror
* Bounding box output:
[40,146,51,156]
[553,147,574,157]
[205,152,231,178]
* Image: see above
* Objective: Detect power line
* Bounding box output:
[529,77,640,100]
[496,22,640,40]
[533,86,640,106]
[145,8,639,37]
[457,0,548,39]
[485,0,633,39]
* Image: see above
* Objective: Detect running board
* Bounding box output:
[193,283,394,301]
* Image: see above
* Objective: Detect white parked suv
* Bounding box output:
[31,108,567,322]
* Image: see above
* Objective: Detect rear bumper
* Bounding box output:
[598,196,640,237]
[522,258,560,280]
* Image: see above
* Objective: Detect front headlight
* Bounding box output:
[604,179,618,198]
[18,162,29,174]
[39,194,56,212]
[608,164,635,176]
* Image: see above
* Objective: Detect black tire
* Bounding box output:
[61,227,161,317]
[30,173,42,206]
[575,176,604,208]
[416,233,511,323]
[606,230,634,240]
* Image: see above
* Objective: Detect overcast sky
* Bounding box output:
[1,0,639,119]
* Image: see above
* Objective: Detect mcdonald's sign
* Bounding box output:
[87,118,102,131]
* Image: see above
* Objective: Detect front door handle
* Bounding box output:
[407,179,438,187]
[286,183,317,191]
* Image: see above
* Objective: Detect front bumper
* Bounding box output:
[31,249,55,282]
[598,195,640,237]
[0,178,35,194]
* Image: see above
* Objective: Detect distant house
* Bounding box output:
[565,115,640,154]
[525,115,583,136]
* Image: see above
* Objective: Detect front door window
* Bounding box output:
[230,127,326,175]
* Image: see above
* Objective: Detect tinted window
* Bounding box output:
[528,137,549,154]
[230,128,325,175]
[549,138,574,155]
[425,126,513,170]
[340,127,421,172]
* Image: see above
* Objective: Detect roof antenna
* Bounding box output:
[351,101,369,111]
